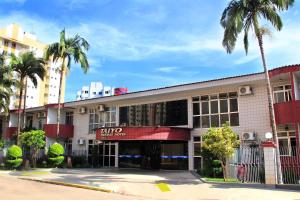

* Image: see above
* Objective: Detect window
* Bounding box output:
[26,116,33,128]
[193,92,239,128]
[278,131,296,156]
[65,139,72,155]
[12,42,16,48]
[193,136,202,170]
[65,112,73,125]
[119,100,188,127]
[273,84,292,103]
[38,120,43,130]
[88,107,116,134]
[4,40,9,46]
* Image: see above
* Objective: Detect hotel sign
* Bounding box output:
[100,127,126,137]
[96,127,190,141]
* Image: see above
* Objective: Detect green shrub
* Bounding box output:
[48,143,65,167]
[49,156,65,166]
[7,145,23,159]
[6,158,23,168]
[6,145,23,168]
[49,143,64,157]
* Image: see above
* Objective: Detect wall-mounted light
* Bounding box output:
[265,132,273,141]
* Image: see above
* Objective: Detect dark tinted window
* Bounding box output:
[119,99,188,126]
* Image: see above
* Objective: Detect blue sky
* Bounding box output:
[0,0,300,102]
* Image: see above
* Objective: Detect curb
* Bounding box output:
[19,177,112,193]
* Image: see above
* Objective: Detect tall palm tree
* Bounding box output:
[0,53,15,115]
[221,0,294,184]
[44,29,89,139]
[11,51,46,144]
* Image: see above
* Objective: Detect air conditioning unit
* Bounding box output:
[37,112,46,118]
[97,104,106,112]
[77,138,86,145]
[78,107,86,114]
[242,132,256,141]
[239,86,253,96]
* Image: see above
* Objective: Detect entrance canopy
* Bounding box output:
[96,127,190,141]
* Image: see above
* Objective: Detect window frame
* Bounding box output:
[193,136,202,170]
[273,84,292,103]
[192,92,239,128]
[278,130,296,156]
[88,107,116,134]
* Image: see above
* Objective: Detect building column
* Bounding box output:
[187,97,193,128]
[188,139,193,170]
[290,72,296,100]
[115,142,119,167]
[261,141,278,185]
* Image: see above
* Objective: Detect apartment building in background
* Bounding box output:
[2,64,299,171]
[0,23,66,109]
[76,81,128,100]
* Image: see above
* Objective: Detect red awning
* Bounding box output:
[96,127,190,141]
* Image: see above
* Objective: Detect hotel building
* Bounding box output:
[1,65,300,170]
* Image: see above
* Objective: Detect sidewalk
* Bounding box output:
[1,168,300,200]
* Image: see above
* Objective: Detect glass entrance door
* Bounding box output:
[102,142,116,167]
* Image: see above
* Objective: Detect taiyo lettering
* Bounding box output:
[100,128,125,136]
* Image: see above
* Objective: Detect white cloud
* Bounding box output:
[156,66,178,73]
[56,0,111,10]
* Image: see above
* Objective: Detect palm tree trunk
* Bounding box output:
[256,34,283,184]
[22,78,28,129]
[16,77,24,145]
[56,59,65,140]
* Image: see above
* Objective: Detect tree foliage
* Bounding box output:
[10,51,46,144]
[202,123,239,181]
[0,53,15,115]
[221,0,294,54]
[44,29,89,138]
[20,130,46,168]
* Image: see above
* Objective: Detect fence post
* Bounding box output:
[261,141,278,185]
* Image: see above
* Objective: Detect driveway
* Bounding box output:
[3,168,300,200]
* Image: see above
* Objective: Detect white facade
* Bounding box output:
[76,82,115,100]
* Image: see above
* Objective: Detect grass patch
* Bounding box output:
[204,177,239,183]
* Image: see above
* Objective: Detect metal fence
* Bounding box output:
[279,146,300,185]
[228,147,265,183]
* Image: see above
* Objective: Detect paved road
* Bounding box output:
[0,176,154,200]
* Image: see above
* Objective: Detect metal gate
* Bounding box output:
[228,147,265,183]
[280,146,300,184]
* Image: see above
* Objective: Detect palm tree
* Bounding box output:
[0,53,14,115]
[44,29,89,139]
[221,0,294,184]
[11,51,46,144]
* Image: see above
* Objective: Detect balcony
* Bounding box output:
[274,100,300,124]
[43,124,74,139]
[5,127,17,139]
